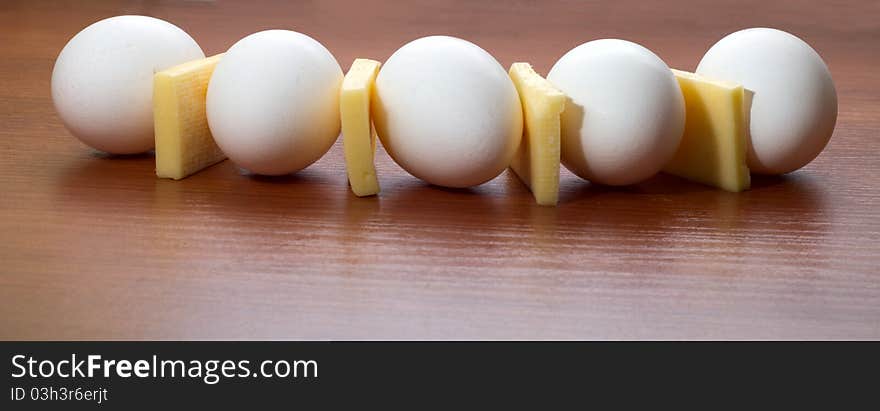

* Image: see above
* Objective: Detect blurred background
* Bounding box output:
[1,1,878,340]
[3,0,878,75]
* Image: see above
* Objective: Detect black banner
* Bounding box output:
[1,342,876,409]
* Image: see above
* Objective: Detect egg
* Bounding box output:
[372,36,522,188]
[51,15,204,154]
[696,28,837,175]
[207,30,342,175]
[548,39,685,186]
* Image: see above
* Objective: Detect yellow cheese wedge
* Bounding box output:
[508,63,565,206]
[664,69,750,192]
[154,54,226,180]
[340,58,382,197]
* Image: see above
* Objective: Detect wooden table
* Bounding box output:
[1,0,878,340]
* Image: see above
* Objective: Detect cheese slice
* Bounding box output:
[664,69,750,192]
[341,58,382,197]
[154,54,226,180]
[508,63,565,206]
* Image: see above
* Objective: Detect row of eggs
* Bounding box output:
[52,16,837,188]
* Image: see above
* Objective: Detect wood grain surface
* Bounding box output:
[1,0,878,340]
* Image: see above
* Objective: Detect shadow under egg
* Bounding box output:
[552,166,831,260]
[54,149,158,212]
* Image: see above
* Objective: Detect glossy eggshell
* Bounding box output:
[372,36,523,188]
[51,15,204,154]
[548,39,685,186]
[207,30,342,176]
[697,28,837,175]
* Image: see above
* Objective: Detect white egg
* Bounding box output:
[697,28,837,175]
[548,39,685,186]
[51,16,204,154]
[372,36,522,188]
[207,30,342,175]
